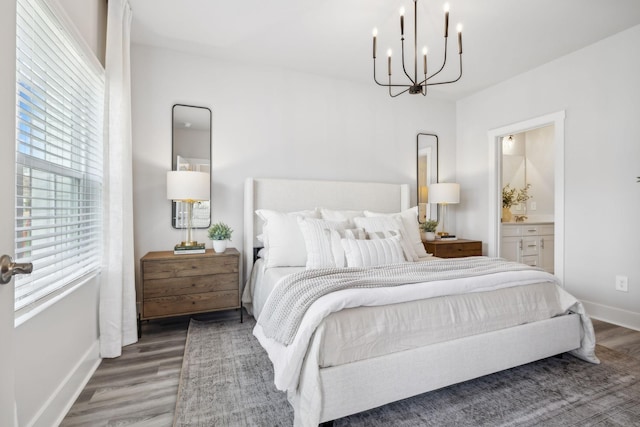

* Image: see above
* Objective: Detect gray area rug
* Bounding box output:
[174,318,640,427]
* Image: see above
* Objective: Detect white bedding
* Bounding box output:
[253,267,598,393]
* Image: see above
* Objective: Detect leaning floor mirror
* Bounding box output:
[416,133,438,223]
[171,104,212,229]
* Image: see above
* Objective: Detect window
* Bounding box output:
[15,0,105,311]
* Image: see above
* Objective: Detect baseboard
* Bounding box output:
[27,340,101,427]
[582,300,640,332]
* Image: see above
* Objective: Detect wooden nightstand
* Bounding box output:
[139,248,241,333]
[423,239,482,258]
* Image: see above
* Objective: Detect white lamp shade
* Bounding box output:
[428,183,460,204]
[166,171,210,201]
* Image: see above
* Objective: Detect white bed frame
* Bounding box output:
[243,177,582,426]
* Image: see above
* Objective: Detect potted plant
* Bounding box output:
[208,222,233,253]
[502,184,531,222]
[419,219,439,241]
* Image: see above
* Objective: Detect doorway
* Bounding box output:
[487,111,566,285]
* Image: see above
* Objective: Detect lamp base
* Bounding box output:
[175,241,204,249]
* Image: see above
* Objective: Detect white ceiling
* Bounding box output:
[129,0,640,100]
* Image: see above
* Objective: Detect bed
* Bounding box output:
[242,177,598,427]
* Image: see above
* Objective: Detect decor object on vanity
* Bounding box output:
[502,183,531,222]
[372,0,463,97]
[428,183,459,236]
[167,171,210,251]
[419,219,438,241]
[208,222,233,253]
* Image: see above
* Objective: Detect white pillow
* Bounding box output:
[298,217,347,269]
[353,216,419,262]
[256,209,319,267]
[328,228,367,268]
[364,207,428,259]
[319,208,365,228]
[341,236,405,267]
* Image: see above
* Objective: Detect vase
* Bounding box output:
[212,240,228,253]
[424,232,436,241]
[502,207,513,222]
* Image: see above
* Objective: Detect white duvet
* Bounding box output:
[253,268,598,394]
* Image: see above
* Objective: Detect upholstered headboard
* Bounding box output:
[243,177,410,281]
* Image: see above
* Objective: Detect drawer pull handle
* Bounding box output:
[541,238,544,249]
[527,244,536,248]
[519,239,523,250]
[527,229,536,232]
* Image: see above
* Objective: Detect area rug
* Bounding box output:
[173,318,640,427]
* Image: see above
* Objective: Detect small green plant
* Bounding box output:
[208,222,233,241]
[419,219,439,233]
[502,184,531,209]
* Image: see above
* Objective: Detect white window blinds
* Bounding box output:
[15,0,105,311]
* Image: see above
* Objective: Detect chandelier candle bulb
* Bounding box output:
[400,7,405,36]
[457,23,463,54]
[423,47,427,74]
[387,49,392,75]
[444,3,450,36]
[372,28,377,58]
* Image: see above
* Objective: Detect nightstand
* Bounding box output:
[423,239,482,258]
[139,248,241,333]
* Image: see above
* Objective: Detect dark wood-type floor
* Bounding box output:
[60,313,640,427]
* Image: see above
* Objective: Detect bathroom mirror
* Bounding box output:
[171,104,211,229]
[416,133,438,223]
[501,134,526,198]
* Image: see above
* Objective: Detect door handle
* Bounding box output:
[1,254,33,285]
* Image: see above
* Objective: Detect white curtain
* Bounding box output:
[100,0,137,358]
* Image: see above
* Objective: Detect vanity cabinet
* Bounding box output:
[501,223,554,273]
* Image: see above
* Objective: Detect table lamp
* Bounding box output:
[167,170,210,248]
[428,183,460,236]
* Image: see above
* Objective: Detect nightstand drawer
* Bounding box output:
[143,290,239,318]
[142,255,238,280]
[423,239,482,258]
[143,273,238,298]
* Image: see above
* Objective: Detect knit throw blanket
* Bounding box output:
[258,257,543,345]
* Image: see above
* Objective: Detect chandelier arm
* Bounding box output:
[417,37,449,86]
[426,55,463,86]
[389,86,411,97]
[400,38,416,84]
[374,59,418,88]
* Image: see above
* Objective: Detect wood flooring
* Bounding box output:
[61,312,640,427]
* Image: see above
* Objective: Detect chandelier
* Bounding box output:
[372,0,463,97]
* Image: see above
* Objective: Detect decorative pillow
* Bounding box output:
[340,236,405,267]
[256,209,319,268]
[298,217,348,269]
[364,207,428,259]
[328,228,367,268]
[319,208,365,228]
[353,216,419,262]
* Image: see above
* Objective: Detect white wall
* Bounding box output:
[457,25,640,328]
[130,44,457,290]
[525,126,554,220]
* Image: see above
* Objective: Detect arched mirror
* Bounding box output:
[417,133,438,223]
[171,104,211,229]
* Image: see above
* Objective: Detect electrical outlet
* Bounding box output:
[615,275,628,292]
[530,201,537,211]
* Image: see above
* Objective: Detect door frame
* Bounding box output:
[0,0,17,425]
[487,111,566,285]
